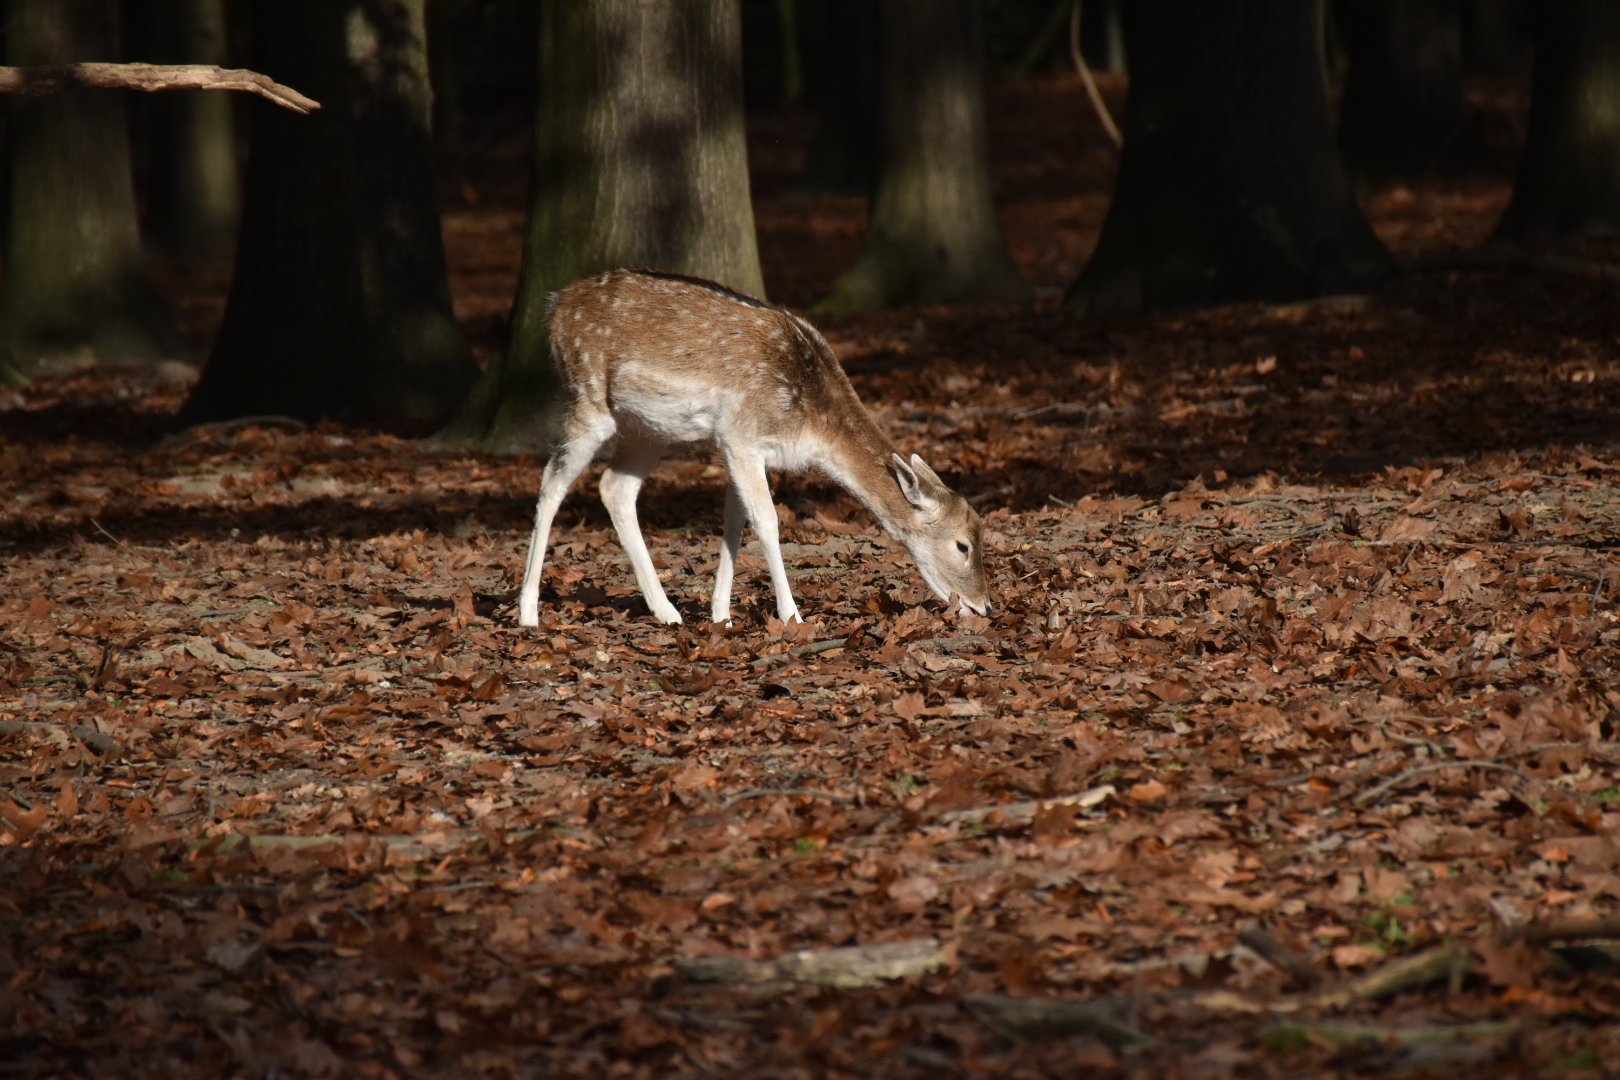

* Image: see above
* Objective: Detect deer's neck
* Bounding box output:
[810,398,911,536]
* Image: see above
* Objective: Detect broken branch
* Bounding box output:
[1310,940,1473,1008]
[0,63,319,113]
[1503,917,1620,947]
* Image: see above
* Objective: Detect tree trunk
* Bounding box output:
[1,0,174,381]
[1336,0,1491,181]
[815,0,1027,313]
[180,0,476,426]
[792,0,878,195]
[1493,3,1620,240]
[1065,0,1391,317]
[437,0,763,453]
[144,0,241,254]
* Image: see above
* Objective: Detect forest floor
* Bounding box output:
[3,73,1620,1078]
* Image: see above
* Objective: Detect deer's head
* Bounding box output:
[891,454,990,616]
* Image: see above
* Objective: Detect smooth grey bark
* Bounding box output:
[438,0,763,453]
[1,0,174,382]
[1065,0,1391,316]
[1336,0,1490,181]
[1494,2,1620,240]
[816,0,1027,313]
[145,0,241,254]
[180,0,476,426]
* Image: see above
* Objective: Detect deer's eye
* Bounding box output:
[955,540,970,554]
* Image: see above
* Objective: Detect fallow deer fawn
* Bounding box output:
[516,269,989,628]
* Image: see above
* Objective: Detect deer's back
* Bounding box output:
[549,270,851,448]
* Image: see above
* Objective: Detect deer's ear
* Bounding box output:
[892,453,945,512]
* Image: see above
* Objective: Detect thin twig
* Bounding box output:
[1375,721,1448,759]
[88,517,156,566]
[721,788,855,810]
[1068,2,1121,148]
[752,637,849,668]
[1354,759,1522,806]
[0,62,319,113]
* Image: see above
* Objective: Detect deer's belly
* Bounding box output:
[609,385,725,444]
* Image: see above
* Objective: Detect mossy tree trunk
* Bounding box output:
[180,0,476,426]
[1065,0,1391,316]
[144,0,241,254]
[1,0,175,382]
[815,0,1027,313]
[1335,0,1490,181]
[1494,2,1620,240]
[437,0,762,453]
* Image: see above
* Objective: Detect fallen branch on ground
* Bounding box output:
[676,939,945,991]
[1502,917,1620,947]
[752,637,849,668]
[1310,940,1473,1008]
[0,63,319,113]
[1264,1019,1517,1052]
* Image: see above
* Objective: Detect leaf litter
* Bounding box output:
[1,72,1619,1078]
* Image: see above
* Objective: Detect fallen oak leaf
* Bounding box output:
[1127,779,1168,804]
[1330,943,1386,970]
[892,691,926,721]
[0,796,47,838]
[470,671,507,700]
[1143,676,1196,703]
[1471,936,1549,989]
[666,666,718,693]
[218,634,291,670]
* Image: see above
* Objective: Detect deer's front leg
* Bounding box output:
[711,484,745,624]
[723,448,801,625]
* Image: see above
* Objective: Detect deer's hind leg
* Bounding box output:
[711,484,745,624]
[599,431,681,624]
[518,404,617,627]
